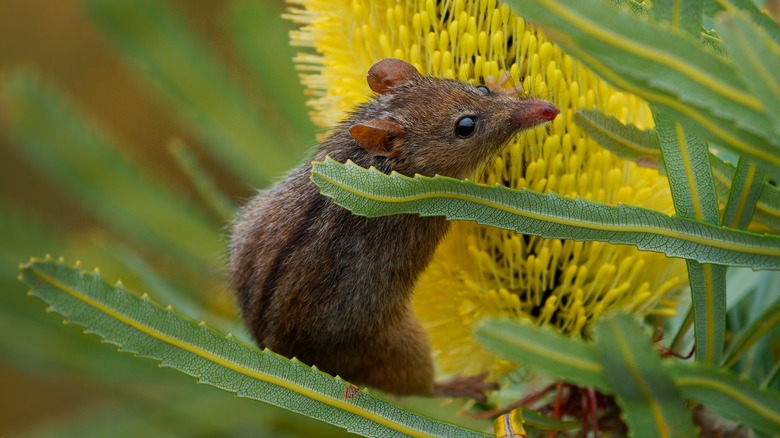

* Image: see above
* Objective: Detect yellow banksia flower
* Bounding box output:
[286,0,687,379]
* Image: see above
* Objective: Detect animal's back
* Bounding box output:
[229,159,448,368]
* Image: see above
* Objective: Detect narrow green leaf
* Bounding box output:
[752,182,780,231]
[311,158,780,269]
[18,258,488,438]
[226,0,316,141]
[168,139,235,224]
[474,320,608,390]
[652,0,704,36]
[669,305,694,358]
[573,109,780,230]
[722,300,780,368]
[683,263,727,363]
[505,0,780,174]
[655,114,726,364]
[81,0,304,186]
[710,156,780,231]
[718,10,780,136]
[595,315,696,437]
[669,362,780,435]
[2,73,222,271]
[722,159,767,229]
[574,109,663,171]
[763,361,780,389]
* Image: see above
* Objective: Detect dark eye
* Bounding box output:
[455,116,477,138]
[476,85,490,95]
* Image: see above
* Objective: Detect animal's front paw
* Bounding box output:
[433,372,497,402]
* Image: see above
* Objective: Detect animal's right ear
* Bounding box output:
[367,58,422,94]
[349,119,405,158]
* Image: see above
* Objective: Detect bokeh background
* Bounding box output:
[0,1,378,436]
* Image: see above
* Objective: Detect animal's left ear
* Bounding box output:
[367,58,422,94]
[349,118,405,158]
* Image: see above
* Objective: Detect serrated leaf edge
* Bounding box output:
[21,260,443,438]
[312,158,780,261]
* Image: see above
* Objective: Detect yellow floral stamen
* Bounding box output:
[286,0,687,380]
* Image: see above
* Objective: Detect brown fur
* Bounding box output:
[229,59,558,398]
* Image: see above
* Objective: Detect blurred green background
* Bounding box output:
[0,0,355,436]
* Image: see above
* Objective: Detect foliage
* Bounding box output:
[2,0,779,437]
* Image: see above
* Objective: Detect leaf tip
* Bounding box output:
[165,304,174,312]
[44,253,52,261]
[141,293,150,301]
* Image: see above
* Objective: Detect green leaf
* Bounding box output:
[311,158,780,269]
[2,73,222,271]
[655,114,726,364]
[476,314,780,435]
[595,315,696,437]
[763,362,780,389]
[652,0,703,36]
[574,109,663,170]
[474,319,608,390]
[669,305,695,357]
[168,139,235,224]
[18,258,488,438]
[718,10,780,136]
[722,300,780,368]
[721,159,767,229]
[669,362,780,435]
[683,262,727,364]
[710,156,780,231]
[81,0,304,186]
[504,0,780,175]
[573,109,780,230]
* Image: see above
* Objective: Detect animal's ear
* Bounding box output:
[349,119,405,158]
[367,58,422,94]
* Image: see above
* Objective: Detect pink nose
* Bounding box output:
[538,101,560,121]
[511,99,559,130]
